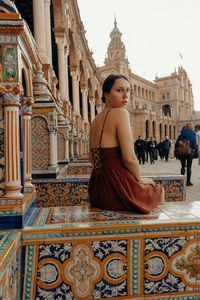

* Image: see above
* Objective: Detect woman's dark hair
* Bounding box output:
[102,74,129,103]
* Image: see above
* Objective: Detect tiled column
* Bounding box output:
[33,0,46,60]
[81,87,88,123]
[89,99,95,123]
[44,0,52,64]
[1,89,23,197]
[22,98,34,191]
[70,69,80,115]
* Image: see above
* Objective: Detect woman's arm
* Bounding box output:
[115,108,142,182]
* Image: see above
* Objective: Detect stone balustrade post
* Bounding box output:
[49,129,57,168]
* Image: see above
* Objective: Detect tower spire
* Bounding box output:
[114,13,117,27]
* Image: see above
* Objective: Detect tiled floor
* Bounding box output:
[25,201,200,228]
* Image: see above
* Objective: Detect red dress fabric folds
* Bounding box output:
[89,146,162,214]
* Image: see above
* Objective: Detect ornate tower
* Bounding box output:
[103,18,129,77]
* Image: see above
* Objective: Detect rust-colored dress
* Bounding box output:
[89,111,162,214]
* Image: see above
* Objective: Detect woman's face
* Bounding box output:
[105,78,130,108]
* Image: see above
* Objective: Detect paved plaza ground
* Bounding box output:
[139,157,200,202]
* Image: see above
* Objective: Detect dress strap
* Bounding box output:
[99,109,112,148]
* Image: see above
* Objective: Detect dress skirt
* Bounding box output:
[89,146,162,214]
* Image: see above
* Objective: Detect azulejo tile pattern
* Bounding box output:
[68,163,92,175]
[21,201,200,299]
[0,98,4,196]
[32,116,49,170]
[0,230,21,300]
[34,180,89,207]
[34,175,186,208]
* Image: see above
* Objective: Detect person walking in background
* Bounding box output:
[157,139,164,160]
[194,125,200,165]
[169,139,175,159]
[175,123,197,186]
[154,138,158,160]
[148,137,156,164]
[162,136,171,162]
[135,136,145,164]
[144,138,149,162]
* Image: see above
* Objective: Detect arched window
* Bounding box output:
[169,125,172,139]
[145,120,149,138]
[152,121,156,138]
[164,124,167,137]
[162,105,171,117]
[159,124,162,140]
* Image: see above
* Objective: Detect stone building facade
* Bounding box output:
[100,19,200,141]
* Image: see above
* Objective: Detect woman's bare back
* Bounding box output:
[90,108,119,149]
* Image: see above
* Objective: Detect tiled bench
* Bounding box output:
[33,175,186,207]
[21,201,200,299]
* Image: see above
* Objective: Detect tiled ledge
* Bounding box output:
[22,202,200,299]
[33,175,186,207]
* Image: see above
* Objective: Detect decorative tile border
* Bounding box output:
[0,230,21,300]
[33,175,186,208]
[22,222,200,299]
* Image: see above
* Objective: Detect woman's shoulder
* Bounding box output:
[110,107,129,118]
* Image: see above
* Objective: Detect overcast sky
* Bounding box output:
[77,0,200,111]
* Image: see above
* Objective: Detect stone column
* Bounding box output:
[49,129,57,168]
[64,46,69,102]
[55,35,66,98]
[44,0,52,64]
[70,69,80,115]
[1,88,23,197]
[81,87,88,123]
[69,138,74,160]
[89,99,95,123]
[33,0,46,60]
[22,98,34,191]
[65,136,70,161]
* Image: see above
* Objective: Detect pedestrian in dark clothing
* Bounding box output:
[175,123,197,186]
[144,138,149,162]
[157,140,164,160]
[135,136,145,164]
[154,138,158,160]
[148,137,156,164]
[162,136,171,162]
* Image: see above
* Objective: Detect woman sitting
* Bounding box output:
[88,74,163,214]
